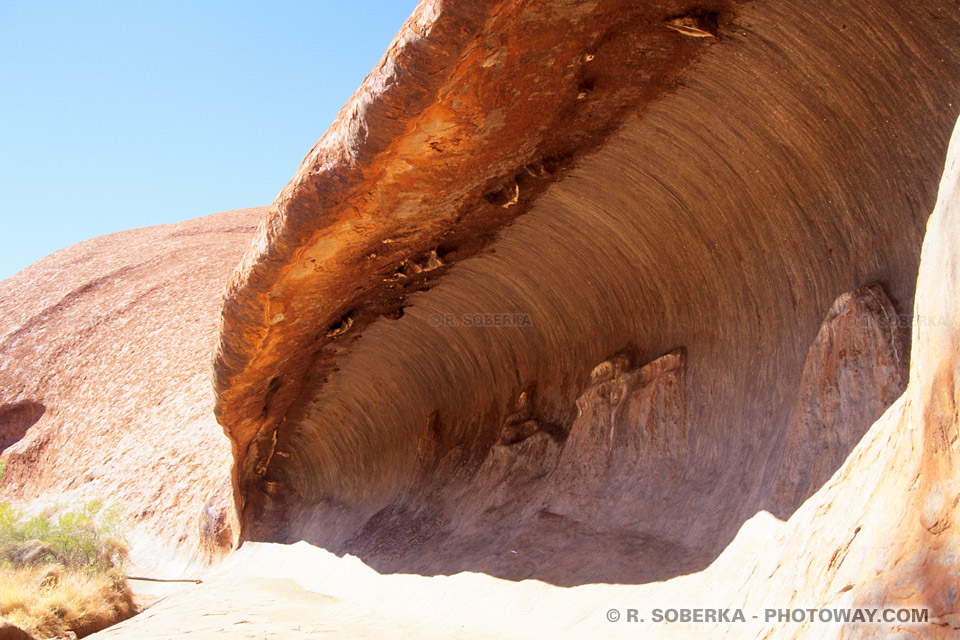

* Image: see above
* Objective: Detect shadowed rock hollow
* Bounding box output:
[81,115,960,636]
[209,0,960,586]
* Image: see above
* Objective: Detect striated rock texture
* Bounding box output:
[88,107,960,640]
[770,283,908,515]
[2,0,959,636]
[677,107,960,639]
[0,208,264,565]
[213,0,740,526]
[210,0,960,586]
[344,349,692,585]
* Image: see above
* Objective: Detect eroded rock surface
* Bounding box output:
[342,349,691,584]
[0,619,34,640]
[90,104,960,640]
[770,283,908,515]
[0,208,264,566]
[3,0,960,636]
[210,0,960,587]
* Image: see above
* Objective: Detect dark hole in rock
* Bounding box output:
[577,77,596,95]
[0,401,46,451]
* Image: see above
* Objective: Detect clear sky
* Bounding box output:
[0,0,419,281]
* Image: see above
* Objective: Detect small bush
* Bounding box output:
[0,500,128,574]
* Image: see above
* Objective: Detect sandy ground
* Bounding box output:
[102,562,500,640]
[86,522,782,640]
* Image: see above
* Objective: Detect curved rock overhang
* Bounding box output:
[213,0,960,582]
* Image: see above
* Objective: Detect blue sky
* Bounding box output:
[0,0,418,281]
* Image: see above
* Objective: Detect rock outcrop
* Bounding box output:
[90,106,960,640]
[770,283,908,515]
[341,349,692,585]
[0,619,33,640]
[0,209,264,567]
[209,0,960,587]
[3,0,960,637]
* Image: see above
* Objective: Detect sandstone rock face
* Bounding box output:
[341,349,691,585]
[3,0,960,636]
[770,283,908,515]
[690,111,960,639]
[0,208,264,567]
[89,109,960,640]
[210,0,960,588]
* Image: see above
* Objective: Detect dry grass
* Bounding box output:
[0,562,136,638]
[0,494,137,638]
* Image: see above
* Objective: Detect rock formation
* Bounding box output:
[771,283,908,515]
[209,0,960,588]
[0,619,33,640]
[2,0,960,637]
[91,98,960,640]
[0,209,264,566]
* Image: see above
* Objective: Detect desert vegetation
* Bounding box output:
[0,462,136,638]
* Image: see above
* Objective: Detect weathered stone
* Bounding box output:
[771,283,908,515]
[88,108,960,640]
[0,208,263,565]
[0,620,34,640]
[208,0,960,589]
[4,0,960,637]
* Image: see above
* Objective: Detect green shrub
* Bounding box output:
[0,499,129,574]
[0,501,17,541]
